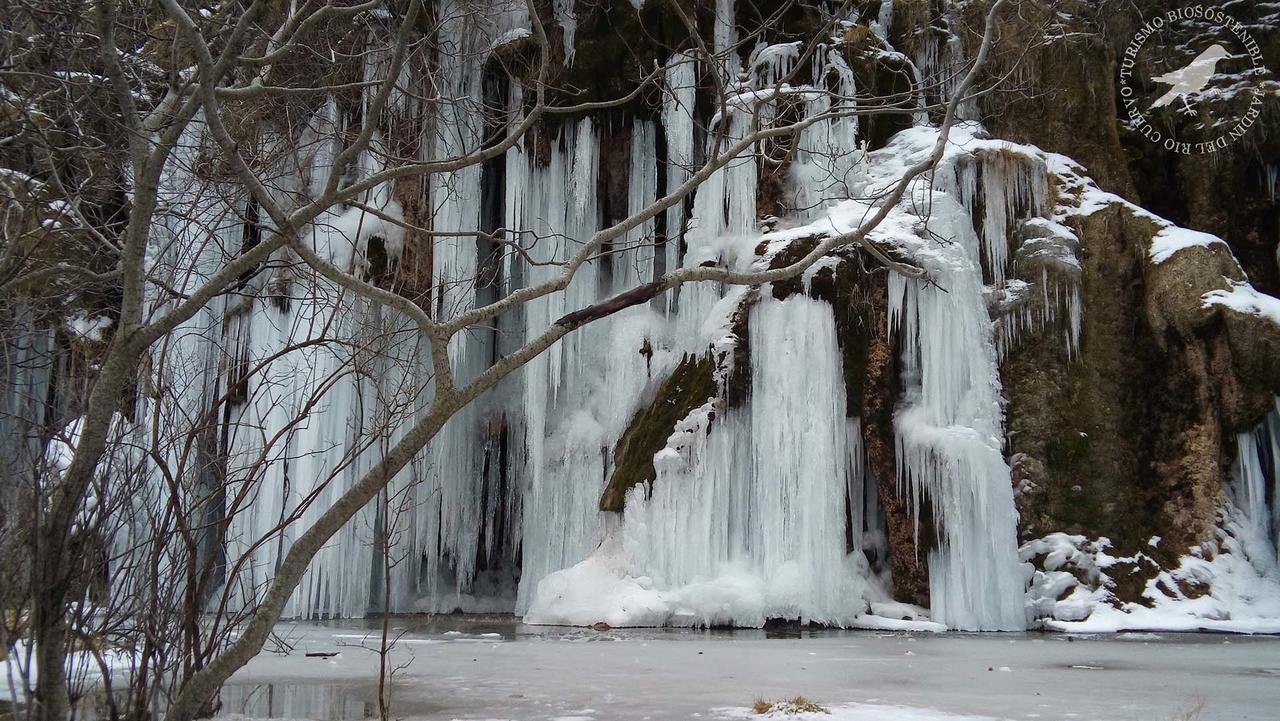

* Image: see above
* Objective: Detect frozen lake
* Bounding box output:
[218,616,1280,721]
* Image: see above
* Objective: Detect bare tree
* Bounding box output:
[0,1,1016,719]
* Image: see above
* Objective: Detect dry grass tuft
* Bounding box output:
[751,696,829,715]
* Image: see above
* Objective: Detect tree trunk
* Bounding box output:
[32,535,71,721]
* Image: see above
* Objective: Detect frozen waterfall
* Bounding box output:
[83,0,1053,631]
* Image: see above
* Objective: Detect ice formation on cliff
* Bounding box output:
[13,0,1275,632]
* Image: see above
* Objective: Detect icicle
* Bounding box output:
[744,297,863,623]
[942,146,1078,361]
[1232,399,1280,563]
[133,114,393,620]
[871,0,894,40]
[909,62,930,127]
[750,41,800,88]
[618,120,659,289]
[0,306,54,484]
[213,95,420,615]
[789,47,862,221]
[910,13,977,121]
[888,190,1027,632]
[662,51,698,313]
[677,101,759,340]
[507,116,670,614]
[310,132,406,271]
[714,0,738,54]
[1269,400,1280,557]
[408,2,505,614]
[846,417,867,559]
[428,6,484,332]
[361,22,412,117]
[554,0,576,63]
[962,151,1050,285]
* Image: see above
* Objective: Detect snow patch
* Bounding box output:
[1203,281,1280,326]
[1149,226,1228,264]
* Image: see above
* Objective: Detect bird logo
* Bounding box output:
[1149,44,1231,114]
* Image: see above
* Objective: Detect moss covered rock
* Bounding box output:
[1005,193,1280,600]
[599,352,716,512]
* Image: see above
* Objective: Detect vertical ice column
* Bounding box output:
[939,149,1078,359]
[1270,402,1280,558]
[360,21,413,117]
[429,2,484,340]
[0,306,53,487]
[218,89,418,616]
[616,120,659,290]
[224,277,381,619]
[554,0,576,63]
[621,295,869,627]
[1232,398,1280,565]
[888,192,1027,631]
[678,105,759,341]
[412,2,505,609]
[713,0,739,76]
[96,119,237,605]
[197,23,416,617]
[871,0,895,40]
[790,48,862,222]
[509,119,613,612]
[662,52,698,313]
[139,117,356,615]
[941,150,1049,286]
[746,296,867,622]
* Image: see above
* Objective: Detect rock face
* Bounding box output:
[943,0,1280,614]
